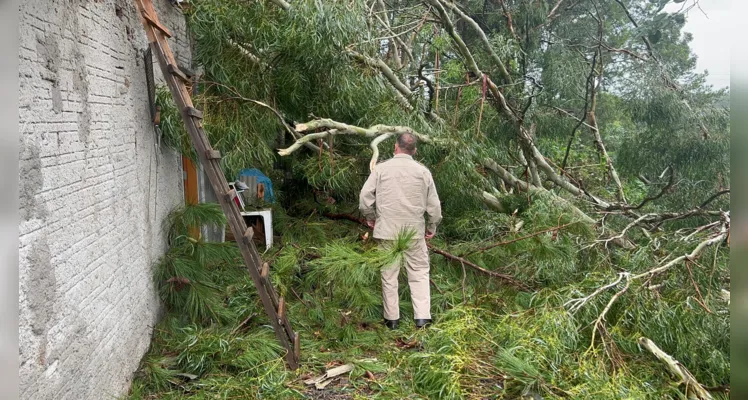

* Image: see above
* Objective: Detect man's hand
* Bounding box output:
[425,231,435,240]
[366,220,376,229]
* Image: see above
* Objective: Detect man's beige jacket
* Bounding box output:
[359,154,442,240]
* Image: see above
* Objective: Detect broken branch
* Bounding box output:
[632,212,729,281]
[606,166,675,211]
[639,337,714,400]
[427,243,531,291]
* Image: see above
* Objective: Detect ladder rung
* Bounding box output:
[260,262,269,278]
[243,227,254,244]
[293,332,300,359]
[167,64,189,82]
[180,65,196,78]
[205,149,221,159]
[277,297,286,320]
[225,189,237,202]
[185,107,204,119]
[141,10,172,37]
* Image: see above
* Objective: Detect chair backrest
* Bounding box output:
[227,182,246,209]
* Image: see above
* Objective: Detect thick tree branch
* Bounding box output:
[567,212,728,367]
[632,212,729,281]
[427,0,616,210]
[482,159,530,192]
[528,141,612,208]
[568,212,729,315]
[426,0,517,120]
[483,161,596,223]
[439,0,512,84]
[585,12,627,203]
[227,38,263,66]
[347,49,443,123]
[516,131,542,187]
[348,49,413,101]
[279,119,434,171]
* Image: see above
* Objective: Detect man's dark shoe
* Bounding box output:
[384,319,399,330]
[415,319,432,329]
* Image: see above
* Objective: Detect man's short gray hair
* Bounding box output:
[397,133,417,154]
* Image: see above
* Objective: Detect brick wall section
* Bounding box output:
[18,1,192,398]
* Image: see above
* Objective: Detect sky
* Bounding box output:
[665,0,730,89]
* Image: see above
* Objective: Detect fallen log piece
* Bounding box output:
[638,337,713,400]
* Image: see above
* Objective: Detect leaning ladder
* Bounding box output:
[132,0,299,369]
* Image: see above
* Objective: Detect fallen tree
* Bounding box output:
[143,0,730,398]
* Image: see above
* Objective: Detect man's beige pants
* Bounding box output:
[380,238,431,320]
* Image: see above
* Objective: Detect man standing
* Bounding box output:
[359,133,442,329]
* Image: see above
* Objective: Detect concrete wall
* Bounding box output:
[18,0,192,398]
[199,166,224,242]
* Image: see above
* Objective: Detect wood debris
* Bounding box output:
[303,364,354,390]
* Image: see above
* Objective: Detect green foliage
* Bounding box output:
[139,355,180,392]
[156,87,195,161]
[304,230,417,319]
[131,204,729,399]
[153,203,240,324]
[294,152,365,200]
[131,0,730,398]
[164,202,227,245]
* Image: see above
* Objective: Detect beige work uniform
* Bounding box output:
[359,153,442,320]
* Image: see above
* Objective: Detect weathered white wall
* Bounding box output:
[18,0,192,398]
